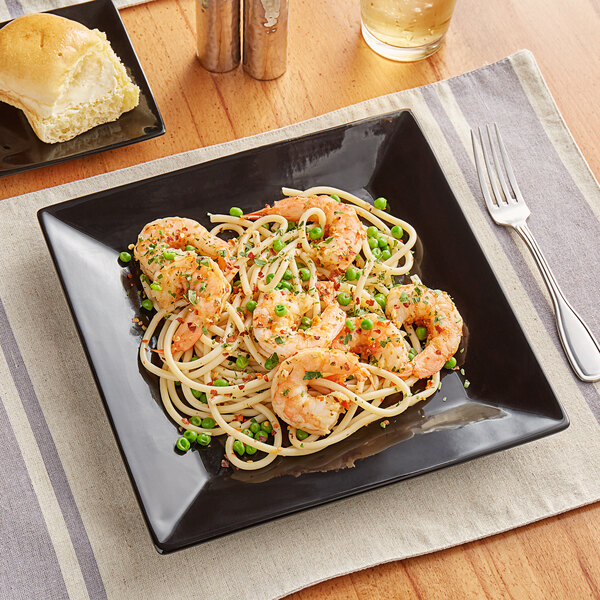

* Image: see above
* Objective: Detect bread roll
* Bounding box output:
[0,13,140,144]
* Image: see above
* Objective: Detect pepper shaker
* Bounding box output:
[243,0,289,80]
[196,0,241,73]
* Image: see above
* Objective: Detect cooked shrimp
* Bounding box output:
[169,258,231,353]
[386,283,463,379]
[271,348,368,435]
[252,282,345,359]
[246,195,366,273]
[332,314,411,377]
[134,216,235,278]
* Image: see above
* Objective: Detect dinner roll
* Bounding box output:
[0,13,140,144]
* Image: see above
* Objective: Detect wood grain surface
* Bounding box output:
[4,0,600,596]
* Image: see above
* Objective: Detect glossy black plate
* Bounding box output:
[38,110,568,553]
[0,0,164,177]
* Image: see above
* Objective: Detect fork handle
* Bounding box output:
[515,223,600,382]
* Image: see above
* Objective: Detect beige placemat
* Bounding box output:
[1,50,599,600]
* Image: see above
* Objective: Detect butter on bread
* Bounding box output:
[0,13,140,144]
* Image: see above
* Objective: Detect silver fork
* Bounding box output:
[472,123,600,382]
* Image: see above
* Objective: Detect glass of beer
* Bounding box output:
[360,0,458,62]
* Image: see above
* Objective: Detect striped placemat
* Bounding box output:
[1,50,599,600]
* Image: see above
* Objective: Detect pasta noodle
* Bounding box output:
[136,186,458,470]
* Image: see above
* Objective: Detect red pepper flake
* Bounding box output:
[435,325,443,333]
[210,389,218,396]
[142,339,149,344]
[248,252,255,260]
[334,282,341,291]
[127,274,132,279]
[221,459,230,468]
[182,417,190,424]
[366,299,374,306]
[403,302,410,308]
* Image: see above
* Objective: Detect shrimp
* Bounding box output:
[271,348,368,435]
[252,282,345,359]
[134,216,235,278]
[246,195,366,273]
[386,283,463,379]
[134,218,232,353]
[332,314,411,377]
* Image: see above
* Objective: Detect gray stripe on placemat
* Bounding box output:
[5,0,23,17]
[0,397,69,600]
[0,296,108,600]
[420,69,600,423]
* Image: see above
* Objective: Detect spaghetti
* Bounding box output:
[135,186,462,470]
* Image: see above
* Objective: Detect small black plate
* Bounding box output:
[0,0,164,177]
[38,110,568,553]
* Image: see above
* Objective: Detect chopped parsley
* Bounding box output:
[303,371,323,380]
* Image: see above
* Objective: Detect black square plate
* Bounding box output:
[38,110,568,553]
[0,0,164,177]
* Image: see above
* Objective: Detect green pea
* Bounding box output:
[337,292,351,306]
[185,244,195,252]
[246,300,257,312]
[214,379,228,387]
[183,430,197,443]
[275,304,287,317]
[361,318,373,330]
[444,357,457,369]
[296,429,309,441]
[236,355,249,369]
[150,282,162,291]
[265,353,279,370]
[266,273,275,283]
[283,269,293,280]
[190,416,202,427]
[374,293,386,309]
[191,389,207,403]
[176,437,190,452]
[245,444,258,455]
[330,194,341,202]
[377,237,388,249]
[309,226,323,240]
[391,225,403,239]
[372,247,382,259]
[287,221,297,232]
[201,417,216,429]
[278,281,293,291]
[374,197,387,210]
[119,251,132,263]
[301,316,312,328]
[366,226,378,238]
[368,237,379,249]
[197,432,211,446]
[250,422,260,434]
[233,279,241,287]
[416,326,428,341]
[345,318,356,331]
[242,428,253,437]
[141,299,154,311]
[233,440,245,456]
[162,250,176,260]
[299,268,311,281]
[345,267,359,281]
[255,431,268,442]
[229,207,243,217]
[381,249,392,261]
[408,348,418,361]
[273,239,285,253]
[261,421,273,434]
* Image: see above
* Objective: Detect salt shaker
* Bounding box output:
[243,0,289,80]
[196,0,241,73]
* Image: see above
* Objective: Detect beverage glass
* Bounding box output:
[360,0,457,62]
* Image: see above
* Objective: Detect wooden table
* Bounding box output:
[4,0,600,596]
